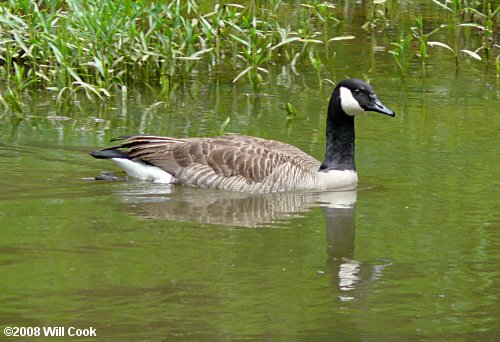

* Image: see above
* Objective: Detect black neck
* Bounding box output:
[319,99,356,171]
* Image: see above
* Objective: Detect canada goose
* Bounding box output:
[90,79,395,193]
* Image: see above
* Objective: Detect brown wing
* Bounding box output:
[99,134,321,191]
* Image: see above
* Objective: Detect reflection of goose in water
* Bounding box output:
[323,196,391,302]
[117,183,390,299]
[116,182,356,228]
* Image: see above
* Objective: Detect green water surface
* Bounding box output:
[1,2,499,341]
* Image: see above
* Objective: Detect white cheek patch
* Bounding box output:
[340,87,365,116]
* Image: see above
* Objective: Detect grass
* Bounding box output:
[387,0,498,78]
[389,33,414,78]
[431,0,499,59]
[0,0,498,112]
[0,0,344,109]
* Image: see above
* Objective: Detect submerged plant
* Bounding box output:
[0,88,24,113]
[427,41,482,68]
[411,16,444,72]
[456,3,500,61]
[218,116,231,135]
[309,50,324,87]
[389,33,414,78]
[282,102,297,120]
[431,0,499,61]
[231,24,273,93]
[496,55,500,76]
[363,0,390,30]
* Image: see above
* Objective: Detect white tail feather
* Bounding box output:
[111,158,174,184]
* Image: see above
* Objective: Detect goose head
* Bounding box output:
[331,78,395,118]
[320,79,395,172]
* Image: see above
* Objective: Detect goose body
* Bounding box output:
[90,79,395,193]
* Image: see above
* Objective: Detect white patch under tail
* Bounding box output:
[339,87,364,116]
[111,158,175,184]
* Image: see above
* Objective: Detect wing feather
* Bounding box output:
[95,134,321,191]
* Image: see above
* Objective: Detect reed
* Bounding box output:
[496,55,500,76]
[0,0,497,113]
[389,33,413,78]
[428,0,498,62]
[0,0,321,111]
[411,16,444,72]
[387,1,497,77]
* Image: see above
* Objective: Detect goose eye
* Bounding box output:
[353,89,360,95]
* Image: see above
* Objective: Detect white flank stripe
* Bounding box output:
[111,158,174,184]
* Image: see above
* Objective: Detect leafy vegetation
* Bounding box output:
[0,0,347,111]
[394,0,499,77]
[0,0,498,112]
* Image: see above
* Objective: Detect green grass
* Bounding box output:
[0,0,339,110]
[383,0,498,78]
[0,0,497,112]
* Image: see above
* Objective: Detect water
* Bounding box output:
[1,2,499,340]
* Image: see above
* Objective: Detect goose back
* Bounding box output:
[94,134,323,193]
